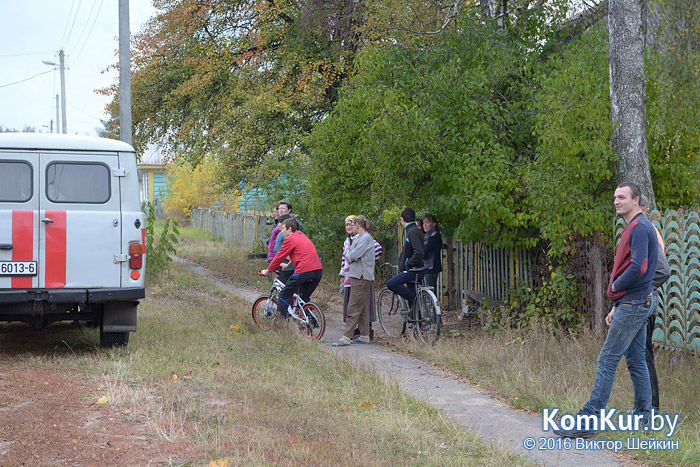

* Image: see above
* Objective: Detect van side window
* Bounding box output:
[0,161,32,202]
[46,162,111,203]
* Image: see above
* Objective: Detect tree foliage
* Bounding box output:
[102,0,362,199]
[530,24,616,255]
[165,155,239,220]
[646,0,700,208]
[107,0,700,278]
[307,5,565,249]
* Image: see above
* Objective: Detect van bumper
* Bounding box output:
[0,287,145,304]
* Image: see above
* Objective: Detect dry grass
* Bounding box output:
[176,224,700,465]
[8,258,531,466]
[126,265,530,465]
[397,318,700,466]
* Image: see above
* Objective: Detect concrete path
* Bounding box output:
[178,257,629,466]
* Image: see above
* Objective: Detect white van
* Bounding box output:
[0,133,145,347]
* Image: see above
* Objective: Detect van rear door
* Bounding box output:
[0,154,39,289]
[40,153,122,288]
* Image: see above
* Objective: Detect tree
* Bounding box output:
[608,0,656,206]
[102,0,362,197]
[646,0,700,208]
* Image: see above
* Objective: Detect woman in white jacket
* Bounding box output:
[333,215,379,347]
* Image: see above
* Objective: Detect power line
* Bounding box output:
[58,0,78,47]
[63,0,86,47]
[68,0,100,52]
[70,0,107,66]
[0,69,54,89]
[69,101,104,122]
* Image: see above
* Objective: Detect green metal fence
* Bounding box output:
[616,209,700,353]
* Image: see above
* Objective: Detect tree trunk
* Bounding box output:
[588,233,607,337]
[608,0,656,208]
[481,0,506,29]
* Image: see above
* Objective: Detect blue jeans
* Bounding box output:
[386,270,424,305]
[582,295,656,418]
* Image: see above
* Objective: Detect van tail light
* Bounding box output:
[129,244,143,269]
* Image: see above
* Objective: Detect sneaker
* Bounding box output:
[265,300,276,318]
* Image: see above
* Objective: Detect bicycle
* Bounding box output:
[376,263,441,344]
[251,270,326,340]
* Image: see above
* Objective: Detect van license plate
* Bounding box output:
[0,261,37,276]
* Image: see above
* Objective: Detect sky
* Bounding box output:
[0,1,158,136]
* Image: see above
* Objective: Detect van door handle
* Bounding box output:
[0,244,12,250]
[41,218,54,225]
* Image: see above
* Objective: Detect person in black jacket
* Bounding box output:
[386,208,425,306]
[421,214,443,294]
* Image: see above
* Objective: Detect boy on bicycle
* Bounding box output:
[260,218,323,318]
[386,208,425,306]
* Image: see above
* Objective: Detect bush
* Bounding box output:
[143,202,180,278]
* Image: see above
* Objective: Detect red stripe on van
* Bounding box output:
[11,210,33,289]
[141,227,146,253]
[45,211,67,288]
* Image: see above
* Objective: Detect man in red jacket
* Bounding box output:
[260,218,323,317]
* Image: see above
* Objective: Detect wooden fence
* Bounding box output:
[191,207,270,250]
[189,206,700,353]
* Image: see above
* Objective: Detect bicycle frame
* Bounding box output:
[377,263,441,343]
[265,272,313,325]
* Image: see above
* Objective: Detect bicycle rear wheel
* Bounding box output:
[295,302,326,340]
[415,290,441,345]
[251,295,277,331]
[377,287,405,338]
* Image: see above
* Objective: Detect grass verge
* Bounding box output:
[4,261,530,466]
[400,322,700,466]
[176,223,700,466]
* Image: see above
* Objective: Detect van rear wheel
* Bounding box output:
[100,330,129,348]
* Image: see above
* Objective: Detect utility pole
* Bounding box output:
[59,49,67,134]
[119,0,132,145]
[55,94,60,133]
[43,53,67,133]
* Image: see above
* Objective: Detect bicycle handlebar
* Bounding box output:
[258,267,284,277]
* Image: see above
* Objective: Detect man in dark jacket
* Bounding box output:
[555,182,659,439]
[386,208,425,307]
[640,194,671,410]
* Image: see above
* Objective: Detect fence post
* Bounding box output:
[589,233,607,337]
[446,236,457,310]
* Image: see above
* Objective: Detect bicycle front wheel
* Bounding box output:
[415,290,441,345]
[252,295,277,331]
[377,288,405,338]
[296,302,326,340]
